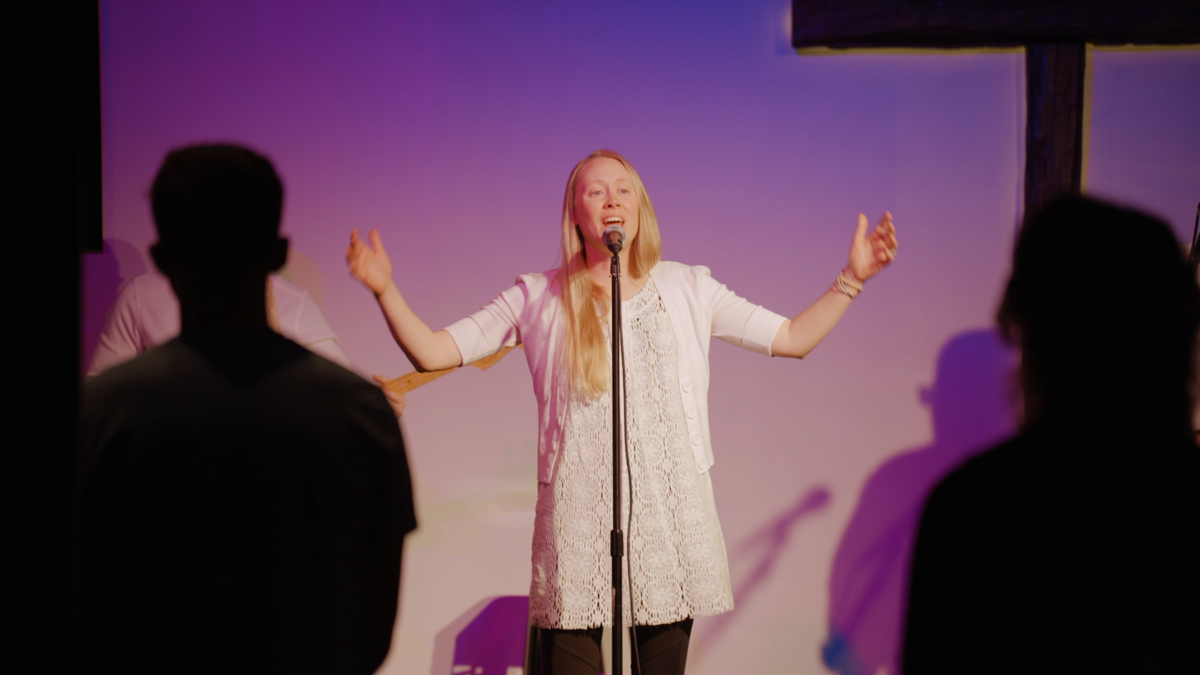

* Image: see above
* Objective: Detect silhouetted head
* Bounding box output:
[149,144,287,285]
[997,195,1199,431]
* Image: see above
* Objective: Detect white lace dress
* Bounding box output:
[529,277,734,629]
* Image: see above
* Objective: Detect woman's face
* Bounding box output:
[573,157,640,259]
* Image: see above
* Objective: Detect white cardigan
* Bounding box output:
[445,260,787,484]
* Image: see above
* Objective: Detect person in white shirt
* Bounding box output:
[89,269,406,417]
[346,149,897,674]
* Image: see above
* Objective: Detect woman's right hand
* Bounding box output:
[346,228,393,296]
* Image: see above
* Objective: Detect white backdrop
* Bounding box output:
[86,2,1199,672]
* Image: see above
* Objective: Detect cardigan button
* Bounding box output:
[691,433,702,446]
[681,380,693,393]
[686,406,696,419]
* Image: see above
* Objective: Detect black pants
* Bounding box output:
[537,618,693,675]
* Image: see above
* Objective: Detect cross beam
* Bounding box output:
[792,0,1200,214]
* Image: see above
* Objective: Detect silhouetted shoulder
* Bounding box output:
[921,434,1040,512]
[908,428,1200,674]
[925,427,1200,555]
[79,329,405,480]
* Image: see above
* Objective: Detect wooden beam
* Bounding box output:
[1024,44,1086,213]
[793,0,1200,50]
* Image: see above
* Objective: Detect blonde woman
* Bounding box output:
[347,150,896,674]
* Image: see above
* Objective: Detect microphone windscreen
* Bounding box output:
[603,224,626,252]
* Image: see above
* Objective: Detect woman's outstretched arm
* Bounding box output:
[770,212,897,359]
[346,228,463,372]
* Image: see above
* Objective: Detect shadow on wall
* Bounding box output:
[431,595,529,675]
[699,484,832,649]
[80,239,146,375]
[822,329,1017,675]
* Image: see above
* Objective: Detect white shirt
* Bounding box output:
[444,260,787,484]
[87,273,351,376]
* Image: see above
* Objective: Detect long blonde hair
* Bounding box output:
[558,150,662,397]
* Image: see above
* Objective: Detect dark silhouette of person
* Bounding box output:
[902,196,1200,674]
[75,144,415,674]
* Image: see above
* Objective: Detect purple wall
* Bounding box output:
[87,1,1199,672]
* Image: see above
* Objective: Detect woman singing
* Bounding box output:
[347,150,897,674]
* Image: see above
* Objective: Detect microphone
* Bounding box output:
[603,224,626,254]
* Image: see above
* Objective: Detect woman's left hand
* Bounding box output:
[846,211,898,283]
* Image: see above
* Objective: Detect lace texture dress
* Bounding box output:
[529,277,734,629]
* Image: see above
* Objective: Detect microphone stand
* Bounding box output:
[1192,203,1199,439]
[1189,201,1198,269]
[609,248,625,675]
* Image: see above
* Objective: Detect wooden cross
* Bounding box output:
[792,0,1200,215]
